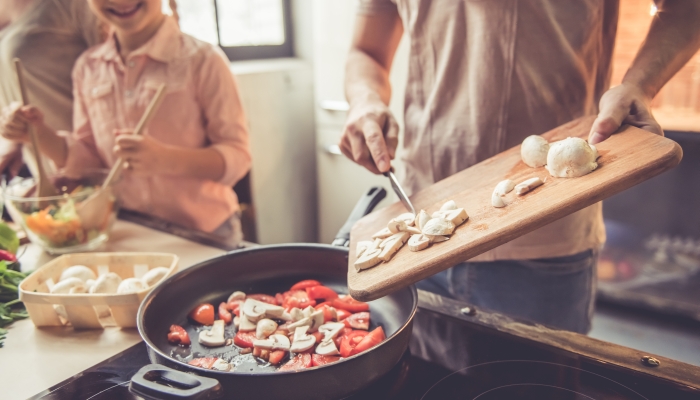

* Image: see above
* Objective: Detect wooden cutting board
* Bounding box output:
[347,116,683,301]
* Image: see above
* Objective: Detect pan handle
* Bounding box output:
[332,187,387,247]
[129,364,223,400]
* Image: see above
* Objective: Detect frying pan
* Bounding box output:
[130,188,418,400]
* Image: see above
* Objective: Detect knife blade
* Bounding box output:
[384,170,416,215]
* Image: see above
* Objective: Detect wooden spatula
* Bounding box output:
[347,116,683,301]
[76,83,167,230]
[13,59,58,198]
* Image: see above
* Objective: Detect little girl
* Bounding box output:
[0,0,251,240]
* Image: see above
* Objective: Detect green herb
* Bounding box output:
[0,260,29,347]
[0,223,19,255]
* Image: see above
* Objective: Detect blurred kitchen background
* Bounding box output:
[167,0,700,364]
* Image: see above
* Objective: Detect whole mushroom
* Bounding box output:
[546,137,599,178]
[59,265,96,283]
[141,267,169,287]
[117,278,146,294]
[520,135,550,168]
[90,272,123,317]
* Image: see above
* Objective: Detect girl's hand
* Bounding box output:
[0,102,45,143]
[113,130,175,175]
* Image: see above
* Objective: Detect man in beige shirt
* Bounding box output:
[342,0,700,333]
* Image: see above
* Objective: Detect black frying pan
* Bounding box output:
[130,188,418,400]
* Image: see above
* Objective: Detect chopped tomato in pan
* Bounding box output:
[227,300,242,316]
[290,280,321,291]
[189,357,218,369]
[247,294,278,305]
[343,311,370,330]
[279,353,312,371]
[167,325,191,346]
[218,302,232,324]
[314,301,331,309]
[312,331,325,344]
[331,296,369,313]
[351,326,386,356]
[339,330,369,358]
[312,354,341,367]
[269,350,287,365]
[315,304,337,322]
[336,309,352,321]
[334,327,354,348]
[306,285,338,301]
[188,304,215,326]
[233,331,257,348]
[281,290,316,310]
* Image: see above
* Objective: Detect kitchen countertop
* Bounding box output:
[0,220,227,400]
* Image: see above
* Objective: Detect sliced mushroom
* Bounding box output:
[379,231,409,262]
[302,306,315,318]
[371,227,393,239]
[227,291,246,302]
[440,200,457,211]
[315,340,340,356]
[406,226,422,235]
[141,267,170,287]
[387,218,407,234]
[380,232,409,248]
[491,192,506,208]
[211,358,233,371]
[59,265,96,283]
[422,218,455,236]
[514,177,544,195]
[494,179,515,196]
[428,235,450,243]
[394,212,416,226]
[199,320,226,347]
[287,317,311,331]
[408,234,431,252]
[432,208,468,226]
[242,298,285,321]
[308,310,325,333]
[256,318,278,339]
[253,333,291,351]
[238,313,257,332]
[354,248,382,272]
[318,322,345,341]
[417,210,430,231]
[233,316,240,328]
[355,241,374,258]
[289,307,305,322]
[290,325,316,353]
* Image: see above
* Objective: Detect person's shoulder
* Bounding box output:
[72,41,112,74]
[178,32,229,68]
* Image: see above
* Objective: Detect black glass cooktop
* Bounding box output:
[30,295,700,400]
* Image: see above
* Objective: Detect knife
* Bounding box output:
[384,169,416,215]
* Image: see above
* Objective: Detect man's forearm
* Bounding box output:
[345,49,393,107]
[623,0,700,98]
[165,146,226,181]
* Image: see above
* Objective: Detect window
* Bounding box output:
[166,0,294,61]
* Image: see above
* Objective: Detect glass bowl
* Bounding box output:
[4,169,119,254]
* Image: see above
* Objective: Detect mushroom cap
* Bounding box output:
[256,318,279,339]
[141,267,169,287]
[546,137,598,178]
[50,277,85,294]
[117,277,146,294]
[90,272,122,294]
[59,265,96,283]
[521,135,550,168]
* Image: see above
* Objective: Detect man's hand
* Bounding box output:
[113,130,175,175]
[588,83,663,145]
[340,99,399,174]
[0,102,45,143]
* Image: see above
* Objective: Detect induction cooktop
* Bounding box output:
[29,291,700,400]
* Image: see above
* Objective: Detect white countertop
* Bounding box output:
[0,220,227,400]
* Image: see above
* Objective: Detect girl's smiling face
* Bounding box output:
[87,0,163,35]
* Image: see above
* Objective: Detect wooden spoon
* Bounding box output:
[13,59,58,198]
[76,83,167,230]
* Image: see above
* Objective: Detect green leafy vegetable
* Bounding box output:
[0,260,29,347]
[0,224,19,255]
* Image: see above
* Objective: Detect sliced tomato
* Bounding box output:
[189,357,218,369]
[188,304,215,326]
[275,293,285,305]
[248,294,278,305]
[290,280,321,291]
[312,331,324,344]
[314,301,331,309]
[312,354,341,367]
[281,290,316,310]
[218,302,233,324]
[336,309,352,321]
[269,350,287,365]
[233,331,257,348]
[279,353,312,371]
[306,285,339,301]
[339,330,369,358]
[351,326,386,356]
[167,325,191,346]
[343,311,370,330]
[334,327,354,348]
[331,297,369,313]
